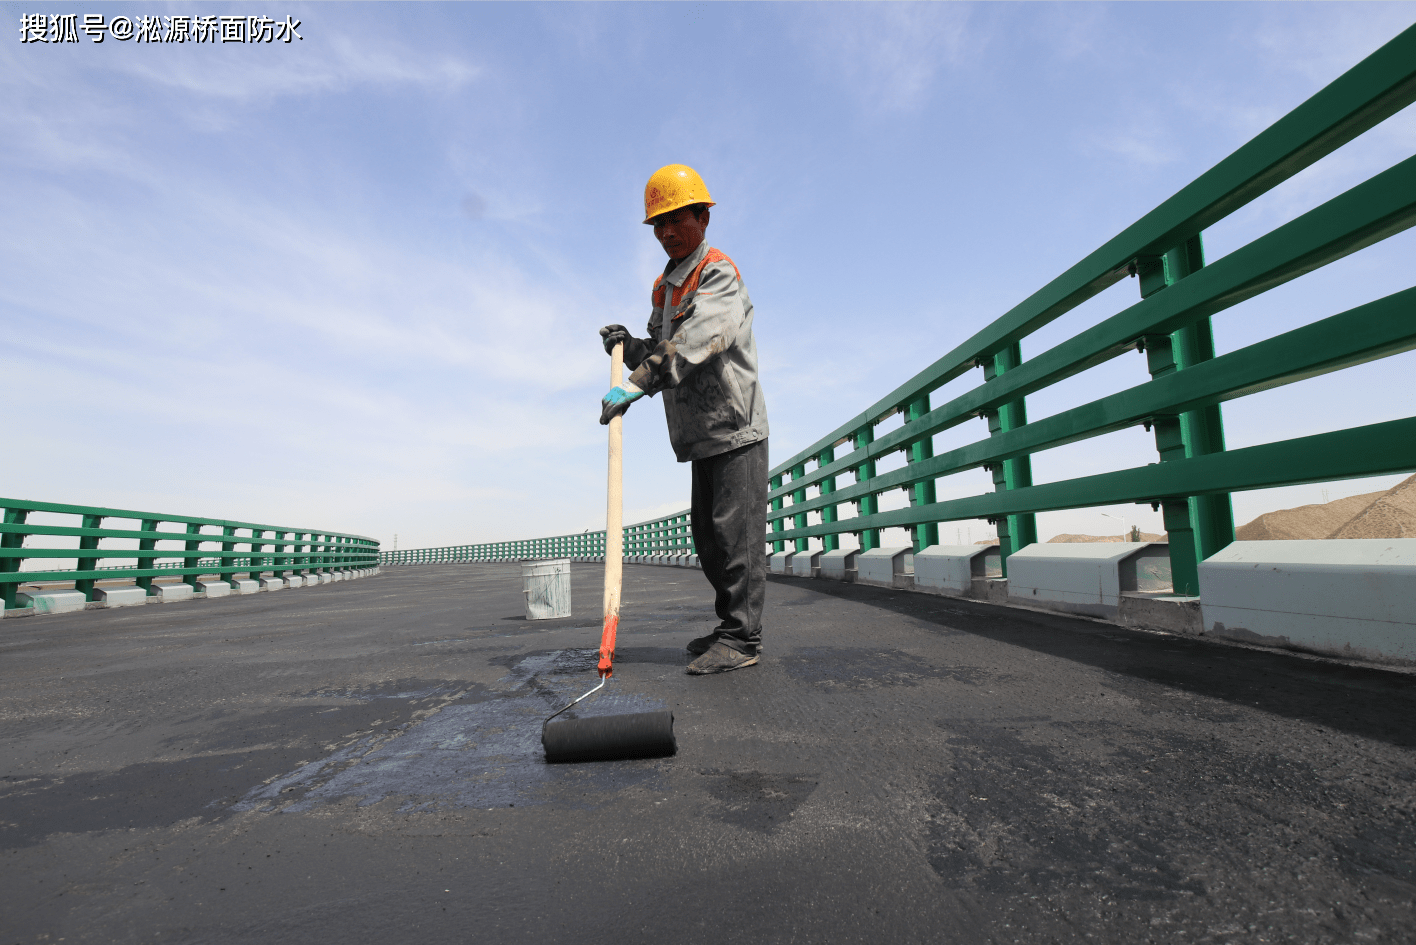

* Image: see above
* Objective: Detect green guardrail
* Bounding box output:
[1,498,380,609]
[379,510,694,566]
[385,26,1416,596]
[759,23,1416,595]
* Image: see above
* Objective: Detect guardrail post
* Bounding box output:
[769,473,785,553]
[791,463,808,552]
[1,508,30,609]
[818,446,839,552]
[1164,236,1237,562]
[249,529,266,581]
[854,426,880,551]
[75,513,104,601]
[982,344,1037,572]
[906,394,939,552]
[1143,334,1202,596]
[137,519,159,595]
[219,525,237,586]
[183,523,202,588]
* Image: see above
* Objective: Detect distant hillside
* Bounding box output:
[966,477,1416,548]
[1235,474,1416,540]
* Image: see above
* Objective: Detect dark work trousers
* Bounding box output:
[690,438,769,654]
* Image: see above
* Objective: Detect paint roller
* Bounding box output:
[541,340,676,764]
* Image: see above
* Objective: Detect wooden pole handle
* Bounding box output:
[599,342,624,677]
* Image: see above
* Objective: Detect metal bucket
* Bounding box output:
[522,558,572,619]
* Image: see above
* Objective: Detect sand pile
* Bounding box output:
[1330,474,1416,539]
[1235,474,1416,540]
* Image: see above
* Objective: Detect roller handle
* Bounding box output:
[599,342,624,678]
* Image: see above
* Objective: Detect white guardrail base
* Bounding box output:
[3,570,375,619]
[1199,539,1416,663]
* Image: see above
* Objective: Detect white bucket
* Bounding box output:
[522,558,572,619]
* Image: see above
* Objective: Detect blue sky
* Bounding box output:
[3,2,1414,553]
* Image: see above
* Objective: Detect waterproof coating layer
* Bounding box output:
[542,711,676,763]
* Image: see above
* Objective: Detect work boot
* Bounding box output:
[687,634,764,657]
[686,641,760,675]
[686,633,718,656]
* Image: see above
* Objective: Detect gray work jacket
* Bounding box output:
[624,241,770,463]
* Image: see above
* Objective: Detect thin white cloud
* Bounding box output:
[795,3,978,112]
[102,30,476,104]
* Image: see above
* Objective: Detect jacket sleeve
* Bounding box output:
[620,335,651,372]
[627,261,744,396]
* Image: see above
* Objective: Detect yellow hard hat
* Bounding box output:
[643,164,715,224]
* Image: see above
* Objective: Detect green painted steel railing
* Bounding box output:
[764,24,1416,595]
[383,27,1416,597]
[1,498,380,609]
[379,510,695,566]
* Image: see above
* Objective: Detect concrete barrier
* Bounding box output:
[857,547,914,589]
[768,550,794,574]
[95,586,148,608]
[231,579,260,593]
[1006,542,1171,619]
[260,577,285,591]
[197,581,232,598]
[16,590,88,614]
[914,545,1001,596]
[153,583,195,602]
[1199,539,1416,662]
[286,575,305,589]
[819,548,859,583]
[792,550,821,578]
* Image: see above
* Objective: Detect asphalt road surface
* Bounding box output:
[3,563,1414,944]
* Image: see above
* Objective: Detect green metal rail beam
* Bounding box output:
[769,418,1416,543]
[767,287,1416,522]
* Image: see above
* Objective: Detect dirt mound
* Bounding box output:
[1235,491,1380,540]
[1047,532,1166,543]
[1234,474,1416,540]
[1329,474,1416,539]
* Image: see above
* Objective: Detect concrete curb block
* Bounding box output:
[1119,593,1203,635]
[857,547,914,589]
[1198,539,1416,663]
[2,565,381,622]
[792,550,821,578]
[95,586,149,608]
[819,549,858,583]
[153,583,196,602]
[914,545,1002,596]
[16,590,87,615]
[1006,542,1172,620]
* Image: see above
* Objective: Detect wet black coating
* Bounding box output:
[542,711,676,763]
[5,561,1416,944]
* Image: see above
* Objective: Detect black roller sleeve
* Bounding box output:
[542,711,676,763]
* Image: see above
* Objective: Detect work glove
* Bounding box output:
[600,380,645,425]
[600,324,631,355]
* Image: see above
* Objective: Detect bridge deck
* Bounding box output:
[3,563,1414,944]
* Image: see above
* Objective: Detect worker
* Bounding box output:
[599,164,770,676]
